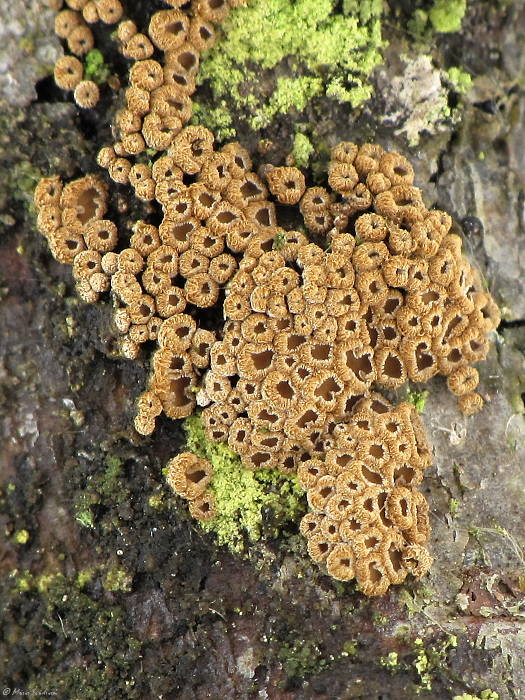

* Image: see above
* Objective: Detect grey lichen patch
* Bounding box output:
[379,54,468,146]
[436,74,525,320]
[469,623,525,699]
[0,0,61,107]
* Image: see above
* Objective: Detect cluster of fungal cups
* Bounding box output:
[166,451,217,521]
[34,173,115,301]
[97,0,247,181]
[51,0,242,110]
[298,396,433,594]
[35,0,501,595]
[198,143,500,472]
[51,0,125,107]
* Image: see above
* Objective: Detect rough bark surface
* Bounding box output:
[1,2,524,698]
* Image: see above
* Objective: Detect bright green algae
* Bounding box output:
[182,414,305,553]
[196,0,384,132]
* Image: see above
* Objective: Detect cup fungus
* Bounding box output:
[35,0,501,595]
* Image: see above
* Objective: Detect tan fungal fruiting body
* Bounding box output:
[298,399,432,594]
[166,452,216,520]
[74,80,100,108]
[34,174,109,271]
[51,0,124,105]
[266,166,306,205]
[54,55,84,90]
[36,0,499,595]
[73,1,249,165]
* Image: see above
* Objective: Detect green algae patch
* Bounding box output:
[409,0,467,36]
[412,635,458,692]
[13,528,30,544]
[407,388,429,414]
[197,0,384,133]
[250,76,323,130]
[429,0,467,33]
[183,414,305,553]
[453,692,499,700]
[191,100,236,141]
[84,48,111,84]
[291,132,314,168]
[447,66,473,95]
[380,651,399,669]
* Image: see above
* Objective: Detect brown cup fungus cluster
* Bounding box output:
[36,0,500,595]
[298,397,432,594]
[52,0,124,107]
[166,451,217,521]
[34,174,114,302]
[97,0,247,181]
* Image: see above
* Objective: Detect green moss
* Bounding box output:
[406,388,429,414]
[84,49,111,84]
[13,528,30,544]
[272,228,287,250]
[75,508,95,529]
[99,455,123,498]
[36,572,59,594]
[197,0,384,133]
[429,0,467,33]
[182,414,305,553]
[103,568,133,593]
[372,612,388,626]
[453,692,499,700]
[76,568,95,589]
[278,637,329,680]
[380,651,399,668]
[341,640,358,657]
[14,570,33,592]
[447,66,473,94]
[19,574,142,698]
[291,132,314,168]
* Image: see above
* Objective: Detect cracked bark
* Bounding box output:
[1,1,525,698]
